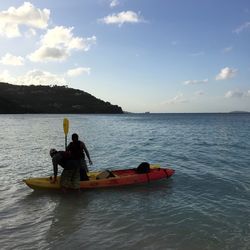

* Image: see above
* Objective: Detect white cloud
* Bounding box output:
[0,70,16,83]
[163,93,188,105]
[41,26,84,49]
[233,22,250,34]
[225,90,243,98]
[17,69,66,85]
[215,67,237,80]
[100,11,144,26]
[25,28,37,38]
[184,79,208,85]
[0,69,66,85]
[0,53,24,66]
[190,51,205,56]
[222,46,233,53]
[67,67,91,77]
[225,90,250,98]
[110,0,119,8]
[0,2,50,38]
[28,26,96,62]
[28,46,69,62]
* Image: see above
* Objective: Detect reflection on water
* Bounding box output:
[46,192,90,249]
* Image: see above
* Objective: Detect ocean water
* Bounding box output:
[0,113,250,250]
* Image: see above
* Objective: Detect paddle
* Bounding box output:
[63,118,69,150]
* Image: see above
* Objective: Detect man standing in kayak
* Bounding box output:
[49,149,80,190]
[67,133,92,181]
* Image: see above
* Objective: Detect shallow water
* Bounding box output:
[0,113,250,250]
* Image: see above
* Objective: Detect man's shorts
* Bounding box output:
[60,160,80,189]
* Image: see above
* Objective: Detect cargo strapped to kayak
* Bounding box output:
[96,170,115,180]
[136,162,150,174]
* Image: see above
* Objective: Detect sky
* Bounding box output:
[0,0,249,113]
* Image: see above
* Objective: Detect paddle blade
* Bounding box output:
[63,118,69,135]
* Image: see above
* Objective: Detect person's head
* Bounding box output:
[49,148,57,157]
[72,133,79,142]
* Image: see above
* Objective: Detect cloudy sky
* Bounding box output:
[0,0,249,112]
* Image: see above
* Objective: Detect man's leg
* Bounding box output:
[80,159,89,181]
[71,164,81,189]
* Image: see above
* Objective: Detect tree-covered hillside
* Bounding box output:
[0,82,123,114]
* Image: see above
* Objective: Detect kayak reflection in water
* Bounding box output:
[66,133,92,181]
[49,148,81,190]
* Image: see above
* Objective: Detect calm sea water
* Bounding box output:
[0,113,250,250]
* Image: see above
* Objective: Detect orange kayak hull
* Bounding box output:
[81,168,174,189]
[23,166,175,190]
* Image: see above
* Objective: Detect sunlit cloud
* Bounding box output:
[28,26,96,62]
[215,67,237,80]
[0,69,66,85]
[233,21,250,34]
[17,69,66,85]
[184,79,208,85]
[163,93,188,105]
[0,70,16,83]
[0,2,50,38]
[99,11,144,26]
[67,67,91,77]
[0,53,24,66]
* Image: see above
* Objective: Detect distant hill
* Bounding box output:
[0,82,123,114]
[229,111,249,113]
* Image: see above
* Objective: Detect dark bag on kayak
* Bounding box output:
[136,162,150,174]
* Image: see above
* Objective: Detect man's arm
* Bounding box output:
[82,142,93,165]
[66,142,72,151]
[51,153,62,182]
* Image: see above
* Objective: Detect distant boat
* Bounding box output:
[145,112,150,114]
